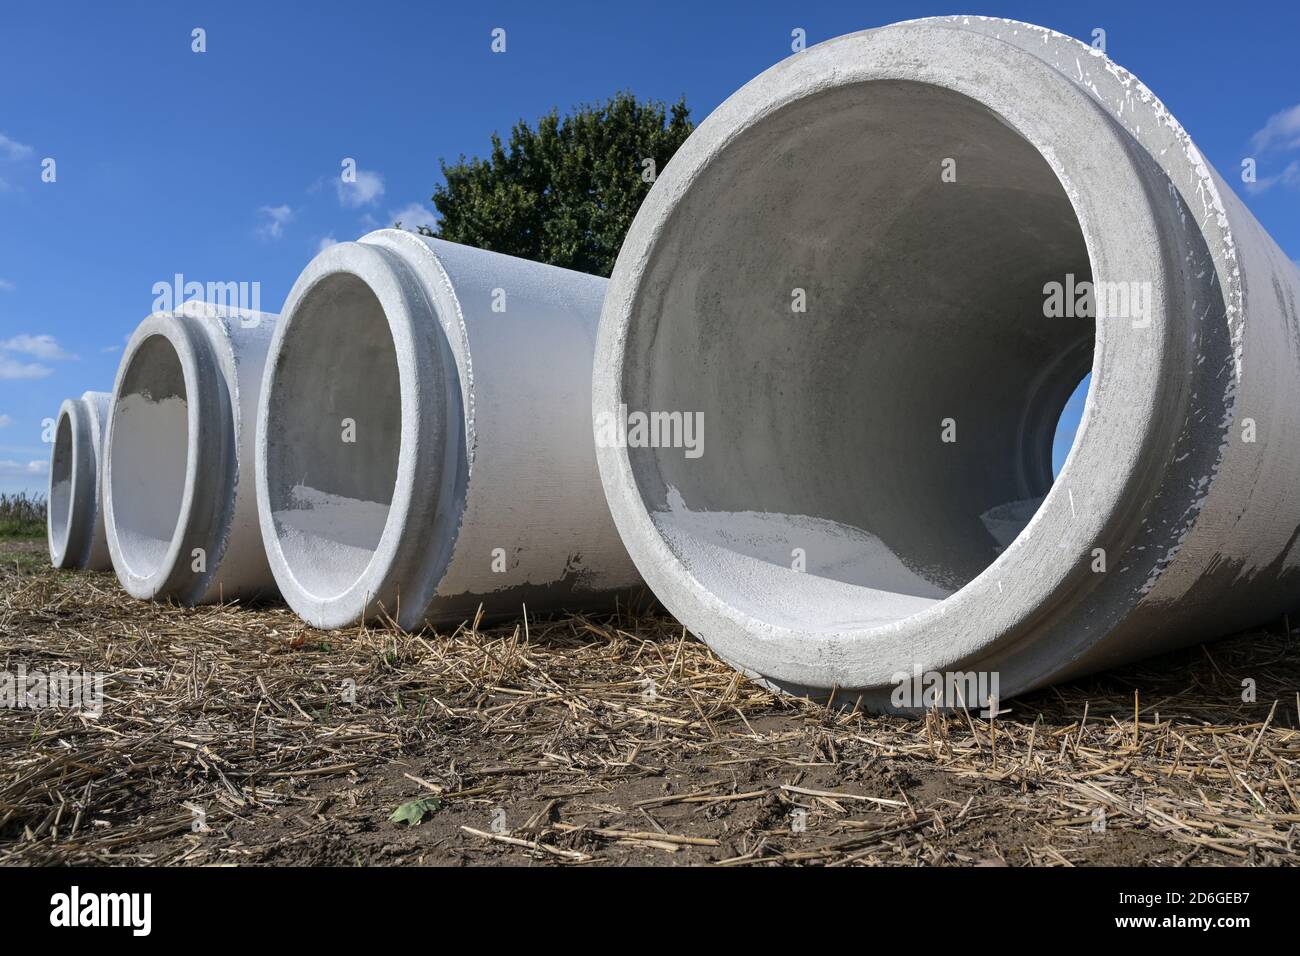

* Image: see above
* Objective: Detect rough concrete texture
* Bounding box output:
[257,230,643,630]
[103,302,279,604]
[593,16,1300,710]
[47,390,112,571]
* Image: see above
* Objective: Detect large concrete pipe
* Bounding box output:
[256,230,642,630]
[47,390,112,570]
[593,17,1300,709]
[104,302,279,604]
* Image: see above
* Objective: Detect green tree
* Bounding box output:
[421,92,693,277]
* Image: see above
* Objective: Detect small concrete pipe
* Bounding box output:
[594,17,1300,709]
[104,302,279,604]
[47,390,112,570]
[256,230,642,630]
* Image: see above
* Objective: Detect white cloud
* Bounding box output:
[0,356,52,379]
[0,458,47,477]
[0,333,77,361]
[0,278,14,292]
[0,132,34,161]
[0,414,12,427]
[1251,104,1300,153]
[256,204,294,240]
[336,168,385,208]
[390,202,437,233]
[1245,159,1300,194]
[317,235,338,253]
[0,332,73,378]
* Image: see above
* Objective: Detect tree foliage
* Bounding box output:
[425,93,694,277]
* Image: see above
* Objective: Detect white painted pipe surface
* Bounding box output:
[257,230,643,630]
[594,17,1300,708]
[47,391,112,571]
[104,302,279,604]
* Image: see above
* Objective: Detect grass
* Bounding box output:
[0,539,49,572]
[0,492,46,539]
[0,546,47,573]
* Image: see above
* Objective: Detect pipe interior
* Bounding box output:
[265,272,402,600]
[626,80,1095,633]
[111,335,190,579]
[49,412,74,551]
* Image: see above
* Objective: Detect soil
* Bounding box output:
[2,537,1297,866]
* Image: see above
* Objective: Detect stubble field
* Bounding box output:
[2,535,1298,867]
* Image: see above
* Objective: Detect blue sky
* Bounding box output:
[1,1,1297,493]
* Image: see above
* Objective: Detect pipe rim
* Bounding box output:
[47,397,90,568]
[104,313,225,600]
[257,239,451,628]
[594,21,1202,693]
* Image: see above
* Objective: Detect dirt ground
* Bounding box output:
[2,536,1298,866]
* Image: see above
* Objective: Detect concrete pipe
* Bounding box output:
[256,230,642,630]
[47,390,112,570]
[104,302,279,604]
[594,17,1300,710]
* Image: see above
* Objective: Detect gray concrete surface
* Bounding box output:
[257,230,643,630]
[594,17,1300,709]
[47,390,112,571]
[103,302,279,604]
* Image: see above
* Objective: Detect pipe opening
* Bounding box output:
[49,412,74,552]
[1052,373,1091,478]
[626,80,1095,632]
[265,272,402,601]
[110,335,190,579]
